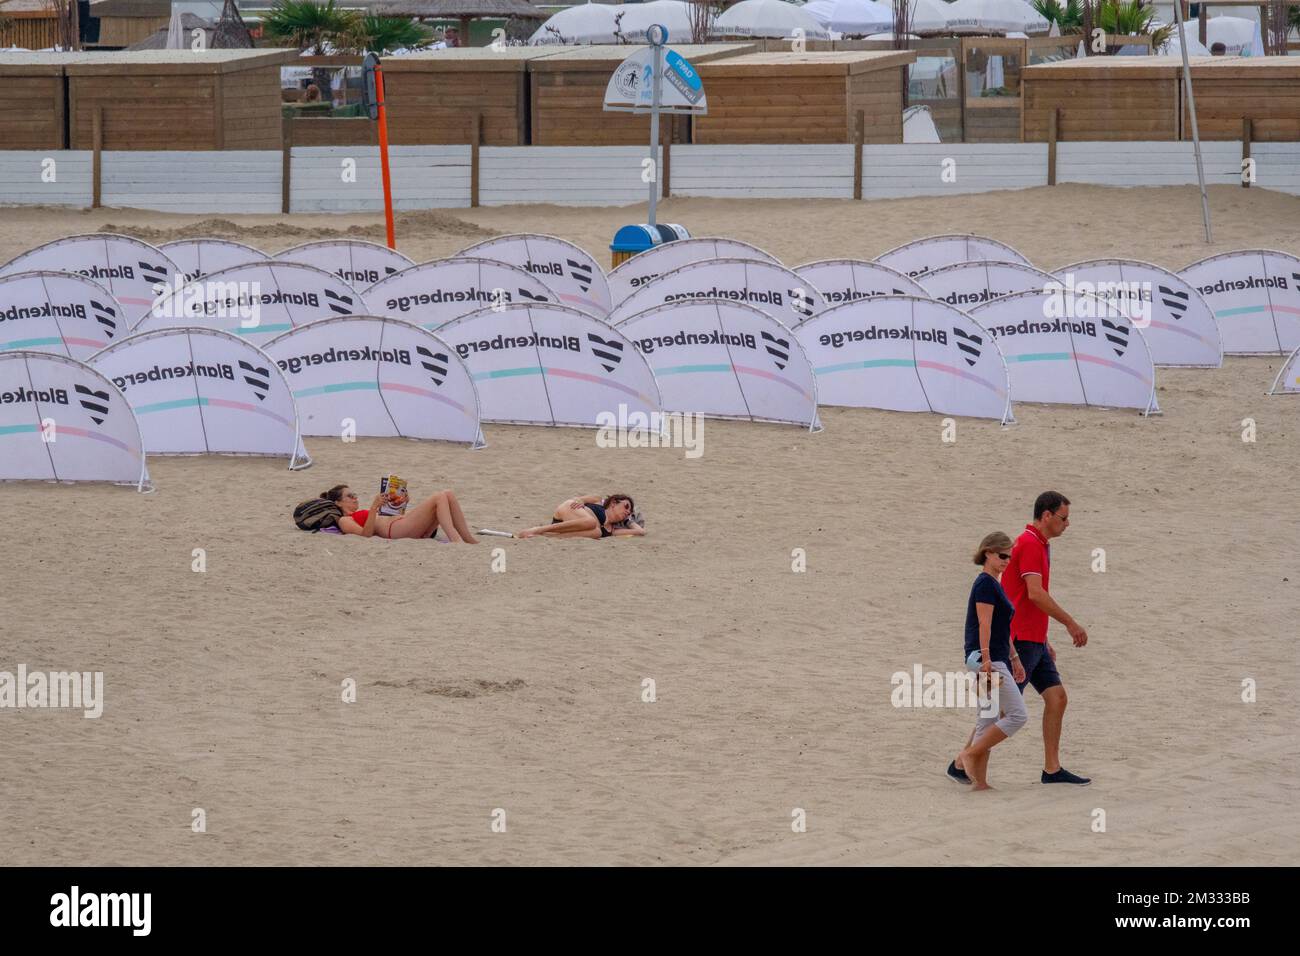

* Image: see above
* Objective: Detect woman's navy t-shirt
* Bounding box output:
[964,572,1015,665]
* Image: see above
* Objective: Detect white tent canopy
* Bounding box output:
[88,327,310,468]
[945,0,1049,35]
[0,271,127,360]
[264,315,483,445]
[919,260,1057,309]
[610,258,827,327]
[876,234,1032,278]
[1178,250,1300,355]
[617,1,694,42]
[1205,16,1263,56]
[1054,259,1223,367]
[433,303,662,427]
[457,234,612,318]
[968,289,1159,413]
[0,350,150,491]
[529,2,620,45]
[0,234,179,328]
[160,238,269,283]
[713,0,832,39]
[887,0,955,33]
[804,0,893,35]
[608,238,782,308]
[361,258,559,330]
[1269,345,1300,395]
[139,261,363,346]
[794,295,1013,422]
[903,105,942,143]
[274,239,414,290]
[616,299,820,428]
[794,259,928,305]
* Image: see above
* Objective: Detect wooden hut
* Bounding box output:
[1185,57,1300,143]
[529,43,753,146]
[381,47,565,146]
[0,52,68,149]
[64,49,297,150]
[1022,57,1184,142]
[85,0,171,49]
[692,50,915,145]
[0,0,64,50]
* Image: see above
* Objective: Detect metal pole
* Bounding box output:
[648,39,664,227]
[1173,1,1213,243]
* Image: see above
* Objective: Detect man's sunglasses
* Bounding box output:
[997,553,1011,560]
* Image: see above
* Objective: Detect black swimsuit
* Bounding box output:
[551,502,612,537]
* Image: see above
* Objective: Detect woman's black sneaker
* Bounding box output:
[947,761,971,785]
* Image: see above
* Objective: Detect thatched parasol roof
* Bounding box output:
[372,0,548,19]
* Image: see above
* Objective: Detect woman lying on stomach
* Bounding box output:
[324,484,479,543]
[517,494,644,540]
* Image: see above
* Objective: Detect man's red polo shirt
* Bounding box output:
[1003,524,1051,644]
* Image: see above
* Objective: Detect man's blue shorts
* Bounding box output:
[1014,639,1062,695]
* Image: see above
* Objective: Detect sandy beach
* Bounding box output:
[2,184,1298,866]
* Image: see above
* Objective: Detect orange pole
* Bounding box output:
[374,63,396,251]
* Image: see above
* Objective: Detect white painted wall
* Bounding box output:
[1056,141,1243,187]
[861,143,1049,197]
[672,145,855,199]
[100,151,282,213]
[478,146,661,207]
[289,145,472,212]
[0,151,93,207]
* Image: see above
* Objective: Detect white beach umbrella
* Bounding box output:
[1157,26,1211,57]
[714,0,833,39]
[1204,16,1257,56]
[618,0,695,42]
[886,0,955,34]
[165,10,186,49]
[946,0,1050,34]
[903,105,941,142]
[530,2,621,46]
[807,0,894,35]
[804,0,834,23]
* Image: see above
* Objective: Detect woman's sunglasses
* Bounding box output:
[996,553,1011,560]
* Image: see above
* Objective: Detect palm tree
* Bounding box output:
[1096,0,1172,51]
[1031,0,1083,32]
[341,15,433,53]
[263,0,357,54]
[264,0,359,103]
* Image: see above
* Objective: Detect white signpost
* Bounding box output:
[603,26,707,228]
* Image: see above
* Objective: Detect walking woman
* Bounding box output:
[948,531,1028,790]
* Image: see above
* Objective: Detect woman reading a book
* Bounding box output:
[517,494,645,540]
[323,484,479,543]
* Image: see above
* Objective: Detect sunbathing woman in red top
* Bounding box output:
[322,484,478,543]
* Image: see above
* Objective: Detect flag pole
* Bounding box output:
[1173,1,1213,243]
[647,26,666,228]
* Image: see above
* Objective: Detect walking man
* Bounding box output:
[1001,491,1091,785]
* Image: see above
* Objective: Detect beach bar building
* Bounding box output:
[1022,57,1185,142]
[0,52,68,149]
[692,50,917,145]
[64,49,297,150]
[381,47,563,147]
[528,43,753,146]
[1023,55,1300,143]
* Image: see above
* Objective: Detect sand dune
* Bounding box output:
[2,185,1297,865]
